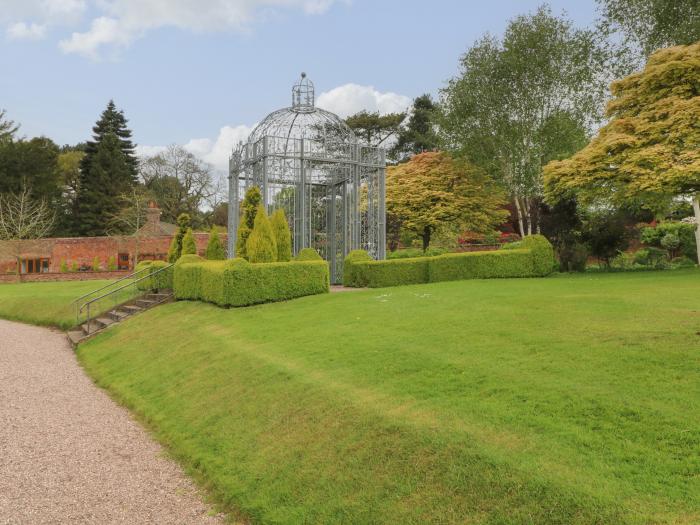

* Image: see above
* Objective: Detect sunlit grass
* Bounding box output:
[78,269,700,524]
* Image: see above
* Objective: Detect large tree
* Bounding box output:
[391,94,440,162]
[76,133,134,236]
[597,0,700,63]
[345,111,406,148]
[544,42,700,262]
[440,6,606,236]
[139,145,216,226]
[0,137,62,202]
[386,151,508,250]
[75,101,138,235]
[0,110,19,143]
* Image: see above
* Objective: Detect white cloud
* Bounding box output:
[54,0,338,59]
[316,84,411,118]
[6,22,46,40]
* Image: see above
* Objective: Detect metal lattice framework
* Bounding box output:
[228,73,386,283]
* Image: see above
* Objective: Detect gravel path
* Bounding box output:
[0,319,224,525]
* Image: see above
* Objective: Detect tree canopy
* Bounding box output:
[391,94,440,161]
[345,111,406,148]
[386,151,508,250]
[544,42,700,261]
[440,6,604,236]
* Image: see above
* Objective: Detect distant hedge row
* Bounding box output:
[173,253,329,307]
[344,235,554,287]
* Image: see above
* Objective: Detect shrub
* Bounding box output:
[107,256,117,271]
[173,258,329,306]
[168,213,192,263]
[558,242,589,272]
[70,261,79,272]
[182,228,197,256]
[672,256,696,268]
[205,226,226,260]
[295,248,323,261]
[271,209,292,262]
[344,235,555,287]
[353,257,430,287]
[660,233,681,257]
[641,221,697,262]
[135,261,153,291]
[236,186,262,259]
[173,255,205,300]
[246,205,277,263]
[60,259,68,273]
[92,256,101,272]
[343,250,374,287]
[387,247,447,259]
[149,260,174,290]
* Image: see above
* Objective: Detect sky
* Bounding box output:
[0,0,598,173]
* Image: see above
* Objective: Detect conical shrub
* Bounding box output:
[182,228,197,256]
[270,208,292,262]
[246,205,277,263]
[206,226,226,260]
[236,186,262,259]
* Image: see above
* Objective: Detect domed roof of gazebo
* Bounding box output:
[247,73,356,144]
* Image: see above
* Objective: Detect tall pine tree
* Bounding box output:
[75,101,138,236]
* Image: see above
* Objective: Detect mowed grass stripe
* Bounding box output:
[78,270,700,524]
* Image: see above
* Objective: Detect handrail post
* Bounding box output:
[86,303,90,334]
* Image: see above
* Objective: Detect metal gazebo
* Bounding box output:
[227,73,386,283]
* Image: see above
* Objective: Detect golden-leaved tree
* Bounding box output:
[386,151,508,250]
[543,42,700,261]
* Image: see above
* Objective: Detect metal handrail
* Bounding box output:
[71,265,153,306]
[78,263,174,334]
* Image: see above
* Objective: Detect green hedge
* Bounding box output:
[344,235,555,288]
[295,248,323,261]
[174,258,329,307]
[135,260,175,291]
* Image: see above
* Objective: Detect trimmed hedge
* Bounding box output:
[135,260,175,291]
[174,257,330,307]
[343,249,374,287]
[344,235,555,287]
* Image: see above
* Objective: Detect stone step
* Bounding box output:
[67,330,86,346]
[80,320,104,335]
[120,305,143,314]
[95,317,115,327]
[108,310,129,322]
[146,292,172,301]
[134,299,156,308]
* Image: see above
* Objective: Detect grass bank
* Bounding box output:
[78,270,700,524]
[0,279,115,329]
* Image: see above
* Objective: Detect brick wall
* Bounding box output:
[0,271,130,284]
[0,232,228,275]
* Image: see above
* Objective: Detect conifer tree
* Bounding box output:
[167,213,191,262]
[205,226,226,260]
[75,100,138,236]
[236,186,262,259]
[270,208,292,262]
[182,228,197,256]
[246,205,277,263]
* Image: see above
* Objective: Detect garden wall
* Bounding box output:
[0,270,129,284]
[344,235,554,288]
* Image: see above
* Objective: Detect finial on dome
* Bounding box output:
[292,72,314,112]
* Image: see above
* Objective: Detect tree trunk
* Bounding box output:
[693,194,700,264]
[422,226,431,252]
[513,197,526,237]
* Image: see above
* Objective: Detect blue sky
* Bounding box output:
[1,0,598,170]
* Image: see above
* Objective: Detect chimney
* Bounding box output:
[145,201,161,233]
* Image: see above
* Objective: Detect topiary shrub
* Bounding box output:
[236,186,262,259]
[520,235,556,276]
[205,226,226,260]
[92,256,101,272]
[60,259,68,273]
[343,249,373,287]
[168,213,192,263]
[70,261,79,272]
[246,205,277,263]
[173,254,205,300]
[295,248,323,261]
[353,258,430,287]
[428,249,534,282]
[182,228,197,256]
[149,260,174,290]
[107,256,117,271]
[135,261,153,291]
[271,208,292,262]
[173,258,329,307]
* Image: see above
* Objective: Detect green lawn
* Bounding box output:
[0,279,116,329]
[74,269,699,523]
